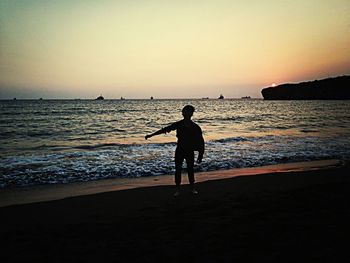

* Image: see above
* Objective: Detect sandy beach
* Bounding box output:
[1,160,349,262]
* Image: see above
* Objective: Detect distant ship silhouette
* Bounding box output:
[95,95,104,100]
[218,94,224,99]
[241,96,251,99]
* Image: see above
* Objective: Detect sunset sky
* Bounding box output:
[1,0,349,99]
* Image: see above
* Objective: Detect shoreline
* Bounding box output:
[0,159,342,207]
[1,158,349,262]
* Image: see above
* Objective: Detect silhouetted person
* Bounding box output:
[145,105,205,196]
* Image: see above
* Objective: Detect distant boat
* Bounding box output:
[39,98,43,100]
[241,96,251,99]
[13,97,17,100]
[120,97,125,100]
[150,96,154,100]
[201,97,210,100]
[218,94,224,99]
[95,95,104,100]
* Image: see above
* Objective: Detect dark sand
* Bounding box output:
[1,162,349,262]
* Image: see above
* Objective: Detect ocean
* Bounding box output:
[1,99,350,188]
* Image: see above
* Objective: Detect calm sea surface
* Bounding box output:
[1,99,350,188]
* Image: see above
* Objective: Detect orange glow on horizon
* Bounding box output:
[0,1,349,99]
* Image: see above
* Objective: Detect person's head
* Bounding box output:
[182,105,195,119]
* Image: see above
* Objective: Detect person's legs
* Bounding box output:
[175,147,184,188]
[185,151,195,185]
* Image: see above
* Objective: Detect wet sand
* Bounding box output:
[1,160,349,262]
[0,159,340,207]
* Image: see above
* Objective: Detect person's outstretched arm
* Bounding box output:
[145,129,165,140]
[145,122,178,140]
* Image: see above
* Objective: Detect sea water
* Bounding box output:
[1,99,350,188]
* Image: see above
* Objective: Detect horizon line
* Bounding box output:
[0,97,262,100]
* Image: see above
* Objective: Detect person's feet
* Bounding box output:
[174,187,181,197]
[173,187,198,196]
[191,188,199,195]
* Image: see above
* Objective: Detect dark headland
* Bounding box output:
[261,75,350,100]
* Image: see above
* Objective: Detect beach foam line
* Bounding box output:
[0,159,342,207]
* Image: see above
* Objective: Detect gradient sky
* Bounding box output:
[1,0,350,99]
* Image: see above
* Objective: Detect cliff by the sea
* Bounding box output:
[261,76,350,100]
